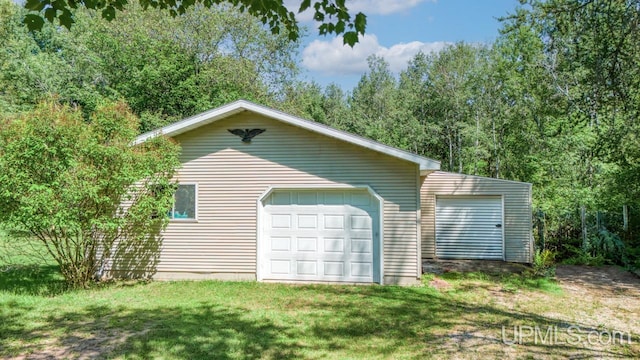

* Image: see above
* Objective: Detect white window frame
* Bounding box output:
[169,183,198,221]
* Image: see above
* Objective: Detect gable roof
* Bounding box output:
[134,100,440,172]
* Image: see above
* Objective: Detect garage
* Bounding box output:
[259,188,381,283]
[435,196,504,260]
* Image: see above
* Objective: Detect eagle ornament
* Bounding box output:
[227,128,266,143]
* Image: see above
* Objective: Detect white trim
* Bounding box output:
[501,194,506,261]
[415,167,422,279]
[169,183,198,222]
[256,184,384,284]
[134,100,440,171]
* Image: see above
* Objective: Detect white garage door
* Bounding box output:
[260,189,380,283]
[436,196,503,260]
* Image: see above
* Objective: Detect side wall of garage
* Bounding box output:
[420,171,533,263]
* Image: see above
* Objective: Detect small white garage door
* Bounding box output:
[260,189,380,283]
[436,196,503,260]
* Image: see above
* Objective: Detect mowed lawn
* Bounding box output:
[1,236,638,359]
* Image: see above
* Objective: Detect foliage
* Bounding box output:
[0,0,300,128]
[0,100,181,287]
[586,228,626,264]
[21,0,367,45]
[527,249,557,278]
[561,246,606,266]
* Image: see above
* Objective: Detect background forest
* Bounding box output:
[1,0,639,269]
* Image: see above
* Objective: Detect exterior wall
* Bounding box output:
[120,112,421,284]
[421,171,533,263]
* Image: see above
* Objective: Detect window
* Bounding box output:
[169,184,197,220]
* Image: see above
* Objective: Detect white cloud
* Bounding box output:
[285,0,434,22]
[302,34,449,75]
[348,0,434,15]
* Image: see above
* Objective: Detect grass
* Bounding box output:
[1,233,638,359]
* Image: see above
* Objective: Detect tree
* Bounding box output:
[0,100,181,287]
[0,1,300,129]
[21,0,367,46]
[496,0,640,263]
[349,56,410,147]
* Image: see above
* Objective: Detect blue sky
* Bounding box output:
[290,0,520,90]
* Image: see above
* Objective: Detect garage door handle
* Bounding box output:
[495,224,502,228]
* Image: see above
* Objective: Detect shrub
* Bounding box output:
[527,248,556,278]
[561,246,606,266]
[0,101,180,288]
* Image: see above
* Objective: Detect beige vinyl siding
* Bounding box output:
[421,171,533,263]
[145,111,420,282]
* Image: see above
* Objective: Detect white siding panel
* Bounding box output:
[421,171,533,263]
[116,112,420,280]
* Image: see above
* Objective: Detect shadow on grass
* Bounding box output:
[0,264,69,296]
[0,302,298,359]
[0,274,637,358]
[304,285,638,358]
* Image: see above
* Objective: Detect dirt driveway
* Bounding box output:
[424,260,640,358]
[555,265,640,296]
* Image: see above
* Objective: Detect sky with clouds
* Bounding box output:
[290,0,519,90]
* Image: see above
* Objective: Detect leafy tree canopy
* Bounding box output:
[0,0,300,128]
[21,0,367,45]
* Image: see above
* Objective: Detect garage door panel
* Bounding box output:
[436,196,503,260]
[298,215,318,228]
[324,262,344,276]
[324,192,345,205]
[351,239,372,253]
[351,215,372,230]
[271,214,292,228]
[324,215,345,229]
[262,189,379,283]
[297,237,318,251]
[270,260,291,274]
[297,192,318,205]
[297,261,317,275]
[323,238,344,252]
[271,192,292,205]
[271,237,291,251]
[351,262,372,277]
[437,230,502,237]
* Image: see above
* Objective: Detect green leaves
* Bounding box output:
[298,0,311,13]
[102,6,116,21]
[58,9,74,29]
[23,14,44,31]
[22,0,75,30]
[43,8,57,22]
[342,31,358,47]
[0,100,180,287]
[24,0,46,11]
[19,0,367,45]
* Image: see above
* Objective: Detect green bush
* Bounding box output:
[586,229,626,264]
[0,101,180,288]
[527,249,556,278]
[561,246,606,266]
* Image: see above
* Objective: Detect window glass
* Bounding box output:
[170,184,196,220]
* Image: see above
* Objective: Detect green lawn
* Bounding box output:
[1,233,638,359]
